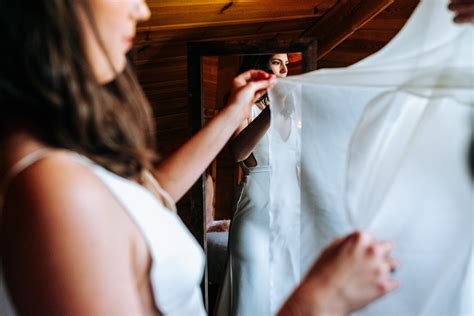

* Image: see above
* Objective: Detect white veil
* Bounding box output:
[268,0,473,314]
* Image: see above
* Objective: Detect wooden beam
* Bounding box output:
[135,29,306,47]
[302,40,318,71]
[137,14,321,33]
[143,0,332,29]
[300,0,395,60]
[187,38,312,56]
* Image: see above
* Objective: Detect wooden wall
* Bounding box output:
[318,0,419,68]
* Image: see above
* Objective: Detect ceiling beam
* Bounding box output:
[137,14,321,33]
[300,0,395,60]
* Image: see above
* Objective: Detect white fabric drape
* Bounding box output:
[268,0,473,314]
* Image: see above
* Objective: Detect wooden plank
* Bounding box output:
[348,28,399,42]
[135,61,187,84]
[134,43,188,62]
[363,18,410,30]
[301,0,395,59]
[154,113,190,130]
[139,14,323,32]
[142,0,334,29]
[303,40,318,71]
[321,50,372,63]
[335,38,390,52]
[135,19,315,46]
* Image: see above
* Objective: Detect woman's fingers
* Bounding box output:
[448,1,474,23]
[226,74,277,119]
[453,12,474,23]
[232,70,274,91]
[386,256,400,273]
[377,278,401,296]
[377,240,394,258]
[245,77,277,99]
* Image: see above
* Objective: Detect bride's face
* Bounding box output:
[269,54,289,78]
[80,0,151,83]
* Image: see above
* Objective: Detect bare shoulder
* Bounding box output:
[5,151,123,224]
[1,151,143,314]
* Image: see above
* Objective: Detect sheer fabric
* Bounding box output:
[268,0,473,314]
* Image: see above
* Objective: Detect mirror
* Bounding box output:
[186,39,317,312]
[200,53,306,314]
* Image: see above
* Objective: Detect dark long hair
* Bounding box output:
[237,54,288,106]
[0,1,157,178]
[238,55,274,74]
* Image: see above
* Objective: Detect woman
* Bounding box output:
[216,54,293,315]
[0,1,398,315]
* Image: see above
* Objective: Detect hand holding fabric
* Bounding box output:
[278,231,399,316]
[449,0,474,23]
[228,70,276,120]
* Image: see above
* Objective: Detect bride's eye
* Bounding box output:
[271,60,281,66]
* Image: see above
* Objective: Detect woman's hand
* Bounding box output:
[449,0,474,23]
[279,231,399,316]
[227,70,276,120]
[153,70,275,202]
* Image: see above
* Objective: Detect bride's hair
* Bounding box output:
[0,0,157,178]
[238,54,289,106]
[237,54,283,107]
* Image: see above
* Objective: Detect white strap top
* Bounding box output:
[0,150,206,316]
[240,105,271,176]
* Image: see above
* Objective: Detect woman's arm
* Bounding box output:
[1,153,145,315]
[154,70,276,202]
[230,105,271,162]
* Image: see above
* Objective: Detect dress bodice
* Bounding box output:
[240,105,270,175]
[0,151,206,315]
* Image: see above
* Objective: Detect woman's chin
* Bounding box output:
[97,58,127,84]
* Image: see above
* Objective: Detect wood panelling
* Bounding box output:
[318,0,419,68]
[302,0,396,59]
[136,18,318,45]
[141,0,336,30]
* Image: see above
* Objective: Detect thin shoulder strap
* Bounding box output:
[0,148,52,210]
[141,170,177,214]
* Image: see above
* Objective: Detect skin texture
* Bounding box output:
[269,53,289,78]
[278,232,399,316]
[0,1,399,315]
[80,0,151,83]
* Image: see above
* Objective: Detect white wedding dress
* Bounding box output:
[216,104,299,315]
[216,105,271,316]
[0,150,207,316]
[268,0,473,314]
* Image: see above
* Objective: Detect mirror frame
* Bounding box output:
[186,38,318,309]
